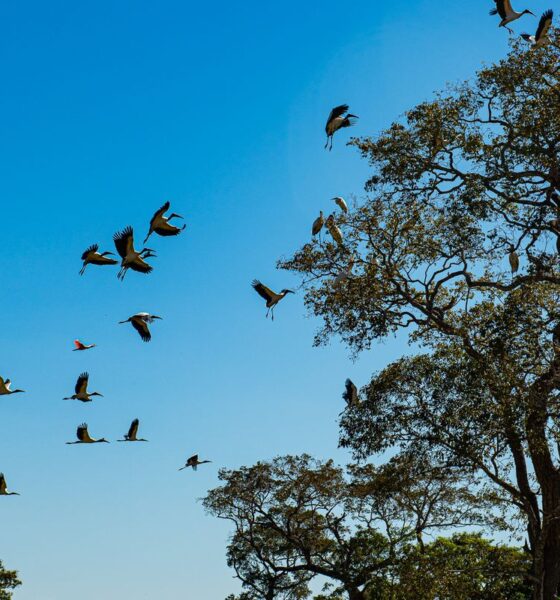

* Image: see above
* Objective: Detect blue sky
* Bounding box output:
[0,1,547,598]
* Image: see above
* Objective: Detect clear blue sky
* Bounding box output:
[0,1,545,598]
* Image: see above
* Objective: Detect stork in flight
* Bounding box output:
[119,313,162,342]
[252,280,294,320]
[521,10,553,45]
[312,211,324,237]
[0,474,19,496]
[144,201,186,244]
[118,419,148,442]
[490,0,534,33]
[333,197,348,214]
[179,454,212,471]
[79,244,118,276]
[63,372,103,402]
[66,423,109,444]
[113,226,156,281]
[325,104,358,150]
[73,340,96,351]
[0,376,24,396]
[343,378,359,407]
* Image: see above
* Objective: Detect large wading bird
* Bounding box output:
[113,226,156,281]
[66,423,109,444]
[0,376,24,396]
[79,244,118,276]
[144,201,186,244]
[343,378,359,407]
[63,372,103,403]
[490,0,534,33]
[119,313,162,342]
[325,104,358,150]
[521,9,553,45]
[0,474,19,496]
[326,214,344,246]
[312,211,324,236]
[179,454,212,471]
[333,196,348,214]
[73,340,96,351]
[118,419,148,442]
[509,246,520,275]
[252,280,294,321]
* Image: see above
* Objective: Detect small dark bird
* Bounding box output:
[508,246,519,274]
[325,104,358,150]
[312,211,325,236]
[490,0,534,34]
[0,473,19,496]
[179,454,212,471]
[66,423,109,444]
[342,379,359,407]
[119,313,162,342]
[118,419,148,442]
[113,226,156,281]
[144,201,186,244]
[252,280,294,320]
[521,9,553,45]
[63,372,103,403]
[79,244,118,276]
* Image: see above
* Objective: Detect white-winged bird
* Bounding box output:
[144,201,186,244]
[179,454,212,471]
[325,104,358,150]
[0,474,19,496]
[508,246,520,275]
[63,372,103,403]
[343,378,359,407]
[79,244,118,276]
[66,423,109,444]
[113,226,156,281]
[333,196,348,214]
[73,340,96,351]
[521,9,553,45]
[0,376,24,396]
[312,211,324,236]
[119,313,162,342]
[252,280,294,321]
[490,0,534,33]
[118,419,148,442]
[326,214,344,246]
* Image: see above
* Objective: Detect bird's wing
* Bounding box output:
[74,340,85,350]
[77,423,90,442]
[252,280,275,302]
[75,372,89,394]
[312,216,324,235]
[81,244,99,260]
[490,0,507,19]
[187,454,198,466]
[128,257,153,274]
[131,317,151,342]
[343,379,358,405]
[113,227,134,258]
[0,377,7,393]
[128,419,139,439]
[326,104,349,125]
[0,474,5,494]
[536,10,553,40]
[154,222,183,236]
[150,201,170,226]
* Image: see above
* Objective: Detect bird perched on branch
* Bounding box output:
[490,0,534,34]
[333,197,348,214]
[179,454,212,471]
[0,376,24,396]
[144,201,186,244]
[118,419,148,442]
[0,474,19,496]
[342,379,359,407]
[252,280,294,320]
[113,226,156,281]
[521,9,553,46]
[63,372,103,403]
[312,211,324,236]
[325,104,358,150]
[508,246,519,275]
[73,340,96,351]
[326,214,344,246]
[66,423,109,444]
[79,244,118,275]
[119,313,162,342]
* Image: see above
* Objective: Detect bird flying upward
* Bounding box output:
[0,376,24,396]
[0,474,19,496]
[119,313,162,342]
[63,372,103,402]
[490,0,534,33]
[521,9,553,45]
[73,340,96,351]
[79,244,118,276]
[252,280,294,320]
[118,418,148,442]
[66,423,109,444]
[144,201,186,244]
[325,104,358,150]
[179,454,212,471]
[113,226,156,281]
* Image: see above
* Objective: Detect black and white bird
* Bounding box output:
[312,211,325,236]
[333,197,348,214]
[252,280,294,320]
[490,0,534,33]
[521,9,553,45]
[63,372,103,403]
[66,423,109,444]
[0,376,24,396]
[342,379,359,407]
[179,454,212,471]
[119,313,162,342]
[118,419,148,442]
[0,474,19,496]
[508,246,520,275]
[79,244,118,275]
[144,201,186,244]
[325,104,358,150]
[113,226,156,281]
[326,214,344,246]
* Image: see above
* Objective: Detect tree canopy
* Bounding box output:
[0,560,21,600]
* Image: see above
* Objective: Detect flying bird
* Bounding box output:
[521,9,553,45]
[63,372,103,402]
[113,226,156,281]
[343,378,359,407]
[508,246,520,275]
[0,474,19,496]
[66,423,109,444]
[73,340,96,351]
[118,419,148,442]
[490,0,534,33]
[179,454,212,471]
[0,376,24,396]
[144,201,186,244]
[312,211,325,236]
[252,280,294,320]
[119,313,162,342]
[79,244,118,276]
[326,214,344,246]
[325,104,358,150]
[333,197,348,214]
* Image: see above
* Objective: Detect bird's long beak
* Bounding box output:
[347,114,359,119]
[103,251,115,256]
[170,213,184,219]
[287,290,295,294]
[153,316,163,320]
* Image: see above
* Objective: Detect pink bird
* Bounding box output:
[73,340,96,352]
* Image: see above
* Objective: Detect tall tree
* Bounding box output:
[280,34,560,598]
[0,560,20,600]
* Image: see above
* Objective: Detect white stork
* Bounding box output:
[0,474,19,496]
[251,280,294,320]
[179,454,212,471]
[325,104,358,150]
[119,313,162,342]
[333,197,348,214]
[326,214,344,246]
[521,10,553,45]
[509,246,520,275]
[0,376,24,396]
[73,340,96,351]
[312,211,324,236]
[144,201,186,244]
[342,378,359,407]
[63,372,103,402]
[490,0,534,33]
[79,244,118,275]
[113,226,156,281]
[118,418,148,442]
[66,423,109,444]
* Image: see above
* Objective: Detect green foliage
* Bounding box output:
[0,560,21,600]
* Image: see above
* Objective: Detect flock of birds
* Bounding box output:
[0,2,555,498]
